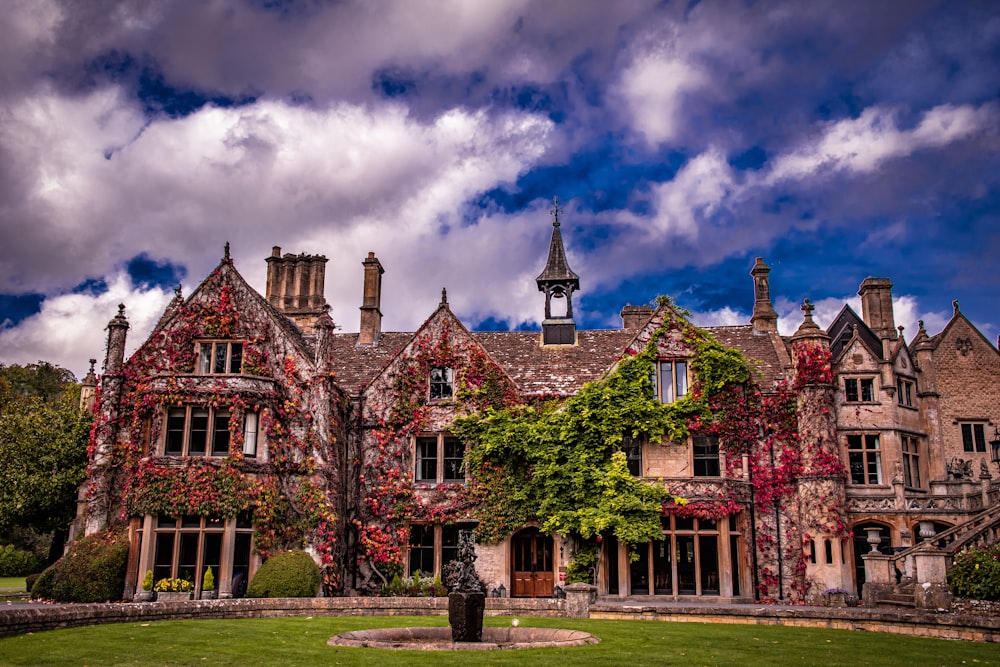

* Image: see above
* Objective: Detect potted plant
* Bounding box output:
[154,577,193,602]
[823,587,848,607]
[201,567,217,600]
[134,570,155,602]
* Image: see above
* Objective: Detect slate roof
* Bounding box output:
[707,326,790,389]
[328,332,412,394]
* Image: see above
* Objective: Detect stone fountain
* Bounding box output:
[442,529,487,642]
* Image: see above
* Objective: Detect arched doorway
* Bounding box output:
[511,528,554,598]
[852,522,893,593]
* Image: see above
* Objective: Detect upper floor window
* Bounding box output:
[896,379,914,407]
[693,435,720,477]
[429,366,453,400]
[901,434,921,489]
[415,433,465,483]
[623,434,642,476]
[961,422,987,453]
[652,359,688,404]
[198,341,243,375]
[847,434,882,485]
[165,406,260,458]
[844,377,875,403]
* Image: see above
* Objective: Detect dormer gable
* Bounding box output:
[828,305,882,362]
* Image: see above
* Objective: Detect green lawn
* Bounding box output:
[0,577,25,592]
[0,615,995,666]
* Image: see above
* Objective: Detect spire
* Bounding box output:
[536,197,580,346]
[535,197,580,287]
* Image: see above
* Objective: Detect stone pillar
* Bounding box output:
[861,552,894,606]
[358,252,384,345]
[564,583,596,618]
[79,359,98,413]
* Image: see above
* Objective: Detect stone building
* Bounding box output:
[79,218,999,604]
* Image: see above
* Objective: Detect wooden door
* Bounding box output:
[511,529,554,597]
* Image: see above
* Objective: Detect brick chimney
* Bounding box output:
[858,277,896,340]
[358,252,384,346]
[265,246,329,333]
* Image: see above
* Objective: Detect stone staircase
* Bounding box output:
[875,581,916,609]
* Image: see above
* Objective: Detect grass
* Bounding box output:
[0,615,996,666]
[0,578,26,592]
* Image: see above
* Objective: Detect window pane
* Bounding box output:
[408,525,435,576]
[443,437,465,482]
[229,343,243,373]
[849,451,865,485]
[845,379,858,402]
[962,424,973,452]
[178,533,199,585]
[861,379,874,402]
[416,437,437,482]
[675,361,688,399]
[974,424,986,452]
[166,409,186,454]
[659,363,673,404]
[153,533,175,583]
[441,525,459,569]
[189,410,209,455]
[213,343,227,374]
[243,412,257,457]
[699,535,719,594]
[199,344,213,374]
[213,411,231,456]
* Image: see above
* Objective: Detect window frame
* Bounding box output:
[692,434,721,477]
[901,434,922,489]
[413,433,465,484]
[960,422,987,453]
[197,340,244,375]
[896,378,915,407]
[623,434,643,477]
[844,377,876,403]
[163,406,258,457]
[407,522,470,578]
[429,366,454,401]
[847,433,883,486]
[652,359,689,404]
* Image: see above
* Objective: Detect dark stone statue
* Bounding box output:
[443,530,486,642]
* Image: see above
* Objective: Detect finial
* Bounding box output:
[800,298,815,320]
[174,284,183,299]
[549,196,562,227]
[224,241,231,260]
[88,359,96,372]
[440,287,448,306]
[897,325,904,336]
[117,303,126,317]
[952,299,959,314]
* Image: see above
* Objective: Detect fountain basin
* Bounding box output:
[328,626,599,651]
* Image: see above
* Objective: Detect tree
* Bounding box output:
[0,363,91,561]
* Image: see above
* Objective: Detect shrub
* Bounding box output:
[24,572,41,592]
[246,550,320,598]
[949,543,1000,601]
[0,544,41,577]
[30,531,128,602]
[141,570,154,592]
[203,566,215,591]
[380,572,447,597]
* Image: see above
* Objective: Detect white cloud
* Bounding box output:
[615,49,708,146]
[0,272,173,379]
[766,103,999,184]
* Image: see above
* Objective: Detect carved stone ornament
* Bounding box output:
[956,337,973,356]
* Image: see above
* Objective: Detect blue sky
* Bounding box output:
[0,0,998,378]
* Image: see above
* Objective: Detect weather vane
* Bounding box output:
[549,196,562,226]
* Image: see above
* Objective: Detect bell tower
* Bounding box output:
[536,198,580,346]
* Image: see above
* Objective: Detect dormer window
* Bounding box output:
[652,360,688,404]
[896,378,914,407]
[198,341,243,375]
[429,366,453,401]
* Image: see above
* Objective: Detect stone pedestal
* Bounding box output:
[448,592,485,642]
[564,583,596,618]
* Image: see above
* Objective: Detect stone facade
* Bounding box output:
[77,221,999,605]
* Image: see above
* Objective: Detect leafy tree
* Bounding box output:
[0,362,91,560]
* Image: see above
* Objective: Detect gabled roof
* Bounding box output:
[709,326,789,389]
[827,305,882,361]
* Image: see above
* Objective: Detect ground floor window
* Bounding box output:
[151,512,253,597]
[624,513,744,597]
[407,522,470,578]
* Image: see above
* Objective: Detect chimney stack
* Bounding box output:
[358,252,384,346]
[265,246,329,334]
[858,277,896,340]
[750,257,778,334]
[620,304,654,329]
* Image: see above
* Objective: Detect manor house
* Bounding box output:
[79,214,1000,604]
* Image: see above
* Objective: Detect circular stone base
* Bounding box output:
[328,626,599,651]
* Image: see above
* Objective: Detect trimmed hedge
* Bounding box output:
[246,550,320,598]
[31,531,128,603]
[0,544,41,577]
